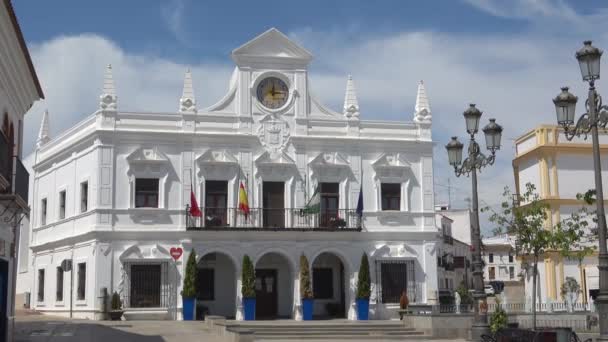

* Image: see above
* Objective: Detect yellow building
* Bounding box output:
[513,125,608,304]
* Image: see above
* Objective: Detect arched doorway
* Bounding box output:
[312,252,348,319]
[255,252,294,319]
[196,252,237,319]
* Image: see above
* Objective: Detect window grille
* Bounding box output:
[123,261,170,308]
[56,267,63,301]
[375,260,416,303]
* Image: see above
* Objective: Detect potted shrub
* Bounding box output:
[300,254,314,320]
[181,250,197,321]
[242,255,256,320]
[355,253,371,320]
[109,292,123,321]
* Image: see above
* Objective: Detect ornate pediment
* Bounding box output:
[372,153,411,169]
[119,244,171,261]
[231,28,313,65]
[126,147,170,164]
[196,149,238,165]
[309,152,350,168]
[373,243,418,259]
[255,150,295,166]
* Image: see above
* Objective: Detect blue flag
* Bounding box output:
[356,186,363,218]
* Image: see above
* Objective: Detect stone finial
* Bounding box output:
[99,64,117,111]
[343,75,360,118]
[36,109,50,148]
[180,68,197,113]
[414,80,432,123]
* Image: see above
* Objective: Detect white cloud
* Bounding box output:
[24,20,608,235]
[161,0,191,47]
[462,0,579,21]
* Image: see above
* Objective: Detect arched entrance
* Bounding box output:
[312,252,348,319]
[255,252,294,319]
[196,252,237,319]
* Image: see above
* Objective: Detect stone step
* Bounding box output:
[229,326,416,331]
[252,332,429,341]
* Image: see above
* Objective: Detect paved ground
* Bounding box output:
[14,314,467,342]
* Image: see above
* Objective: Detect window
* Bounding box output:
[59,190,66,219]
[508,253,514,263]
[41,198,47,226]
[381,183,400,211]
[197,268,214,300]
[56,267,64,301]
[489,267,495,280]
[77,263,86,300]
[135,178,159,208]
[80,182,88,213]
[488,253,494,263]
[37,269,45,302]
[380,262,407,303]
[130,264,162,308]
[313,268,333,299]
[509,266,515,280]
[205,181,228,227]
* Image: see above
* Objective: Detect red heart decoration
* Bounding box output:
[170,247,183,261]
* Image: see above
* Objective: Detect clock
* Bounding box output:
[256,77,289,109]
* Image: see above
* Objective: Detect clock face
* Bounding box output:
[256,77,289,109]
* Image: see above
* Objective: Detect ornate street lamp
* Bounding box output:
[445,104,502,341]
[555,40,608,342]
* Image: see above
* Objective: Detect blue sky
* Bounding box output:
[12,0,608,235]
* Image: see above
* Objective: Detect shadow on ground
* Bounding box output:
[14,320,165,342]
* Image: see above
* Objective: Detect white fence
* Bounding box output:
[432,302,595,314]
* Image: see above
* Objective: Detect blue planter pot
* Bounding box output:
[302,298,314,320]
[182,297,196,321]
[356,298,369,320]
[243,298,256,321]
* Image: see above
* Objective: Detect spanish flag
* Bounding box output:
[239,182,250,218]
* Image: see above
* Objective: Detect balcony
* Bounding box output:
[185,207,361,231]
[0,155,29,211]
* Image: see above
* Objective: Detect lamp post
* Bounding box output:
[553,40,608,341]
[446,104,503,341]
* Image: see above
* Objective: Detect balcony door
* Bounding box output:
[205,180,228,227]
[320,183,339,228]
[263,182,284,228]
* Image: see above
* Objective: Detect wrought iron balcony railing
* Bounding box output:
[185,206,361,231]
[0,154,29,210]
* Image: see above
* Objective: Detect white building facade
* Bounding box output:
[19,28,438,321]
[436,214,472,297]
[513,125,604,305]
[0,0,44,340]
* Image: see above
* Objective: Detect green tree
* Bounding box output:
[300,254,313,299]
[241,255,256,298]
[456,282,473,305]
[356,253,371,299]
[181,250,197,298]
[484,183,587,329]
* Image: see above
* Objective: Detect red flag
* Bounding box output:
[189,190,202,217]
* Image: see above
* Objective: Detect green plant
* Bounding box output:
[489,307,508,334]
[111,292,122,311]
[483,182,588,330]
[181,250,197,298]
[241,255,255,298]
[299,254,313,299]
[456,282,473,305]
[356,253,370,299]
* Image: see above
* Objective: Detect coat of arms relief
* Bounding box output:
[257,115,290,158]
